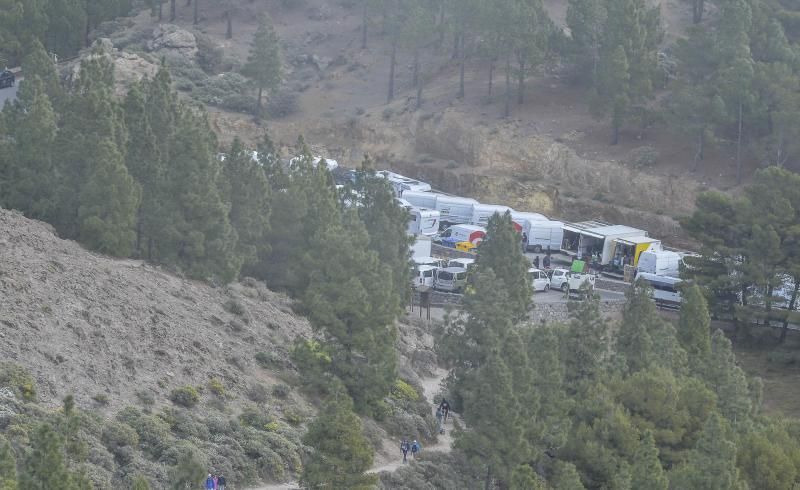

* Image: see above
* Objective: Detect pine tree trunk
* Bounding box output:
[387,41,397,103]
[736,101,743,184]
[612,112,620,145]
[158,2,163,21]
[85,19,91,47]
[413,49,419,88]
[504,56,511,118]
[488,61,494,96]
[417,79,423,109]
[780,281,799,343]
[452,33,460,60]
[484,466,493,490]
[256,85,263,118]
[226,11,233,39]
[438,3,445,45]
[193,0,199,24]
[170,0,176,21]
[458,34,465,99]
[361,0,368,49]
[186,0,191,7]
[517,55,525,105]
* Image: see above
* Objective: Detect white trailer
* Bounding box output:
[523,220,564,253]
[434,195,479,226]
[402,190,439,210]
[638,250,682,277]
[510,211,548,231]
[471,204,515,227]
[581,225,649,265]
[409,208,440,236]
[377,170,432,196]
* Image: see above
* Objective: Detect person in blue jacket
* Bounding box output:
[205,474,215,490]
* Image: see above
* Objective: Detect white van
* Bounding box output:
[471,204,515,227]
[401,190,439,210]
[434,267,469,292]
[435,224,487,247]
[550,268,596,292]
[523,220,564,253]
[411,265,437,291]
[434,195,479,226]
[528,268,551,292]
[448,258,476,270]
[413,256,446,269]
[511,211,548,232]
[637,250,682,277]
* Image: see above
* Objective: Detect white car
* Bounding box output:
[550,268,595,292]
[528,268,551,292]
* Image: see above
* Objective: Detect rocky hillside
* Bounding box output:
[0,207,310,411]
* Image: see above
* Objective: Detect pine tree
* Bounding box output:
[678,284,712,371]
[123,81,164,259]
[131,475,150,490]
[78,137,140,257]
[0,436,17,490]
[704,330,752,426]
[241,14,282,118]
[527,325,571,452]
[220,137,271,275]
[566,0,605,83]
[301,212,397,411]
[563,292,608,385]
[630,430,667,490]
[300,392,377,490]
[615,280,657,372]
[2,85,58,222]
[551,461,585,490]
[475,212,532,318]
[19,424,73,490]
[511,464,546,490]
[167,447,206,490]
[668,413,743,490]
[19,39,61,107]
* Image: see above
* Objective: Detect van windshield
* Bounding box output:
[423,270,434,278]
[438,271,454,280]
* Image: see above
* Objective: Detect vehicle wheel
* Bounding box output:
[544,284,550,292]
[533,245,543,253]
[561,282,569,292]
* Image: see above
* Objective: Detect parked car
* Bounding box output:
[529,268,550,292]
[550,268,595,292]
[434,267,469,293]
[411,265,437,292]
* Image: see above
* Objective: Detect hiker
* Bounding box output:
[205,474,214,490]
[435,406,444,434]
[217,474,226,490]
[400,438,410,463]
[439,399,451,423]
[521,232,528,252]
[411,440,421,459]
[213,474,218,490]
[533,255,540,269]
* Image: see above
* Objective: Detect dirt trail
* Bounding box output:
[247,368,454,490]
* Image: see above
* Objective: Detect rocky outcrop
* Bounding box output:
[62,38,158,96]
[146,24,198,58]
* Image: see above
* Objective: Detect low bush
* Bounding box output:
[196,34,225,74]
[248,383,270,404]
[169,386,199,408]
[194,73,251,109]
[0,363,37,401]
[266,90,299,118]
[208,378,225,397]
[272,384,290,399]
[626,145,659,168]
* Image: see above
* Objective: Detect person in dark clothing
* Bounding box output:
[521,232,528,252]
[533,255,540,269]
[411,440,421,459]
[205,475,214,490]
[439,399,451,423]
[217,475,226,490]
[400,439,410,463]
[543,254,551,269]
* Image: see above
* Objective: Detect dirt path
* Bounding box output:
[246,368,454,490]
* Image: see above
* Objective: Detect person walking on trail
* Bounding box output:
[213,474,218,490]
[217,474,226,490]
[205,474,214,490]
[533,255,540,269]
[439,399,451,423]
[400,438,410,463]
[521,232,528,252]
[411,440,421,459]
[435,406,444,434]
[543,254,551,270]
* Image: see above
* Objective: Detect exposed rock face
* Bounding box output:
[146,24,198,58]
[62,38,158,96]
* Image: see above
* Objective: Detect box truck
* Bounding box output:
[471,204,515,227]
[637,250,682,277]
[435,224,486,247]
[522,220,564,253]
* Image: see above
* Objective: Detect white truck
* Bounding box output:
[402,190,439,210]
[522,220,564,253]
[435,224,487,247]
[435,195,479,226]
[637,250,682,277]
[511,211,548,231]
[378,170,432,196]
[471,204,515,227]
[549,268,596,293]
[398,199,440,236]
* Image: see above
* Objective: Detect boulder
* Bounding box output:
[62,39,158,96]
[147,24,198,58]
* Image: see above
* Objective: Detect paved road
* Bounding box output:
[0,80,19,107]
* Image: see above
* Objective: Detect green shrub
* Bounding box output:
[239,405,271,429]
[223,299,247,316]
[255,352,275,369]
[135,390,155,406]
[248,383,270,403]
[196,34,224,74]
[207,378,225,397]
[626,145,659,167]
[264,421,280,432]
[391,380,420,402]
[0,363,37,402]
[93,394,110,406]
[195,73,250,108]
[284,410,303,426]
[266,90,299,118]
[272,384,290,399]
[102,420,139,451]
[170,386,199,408]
